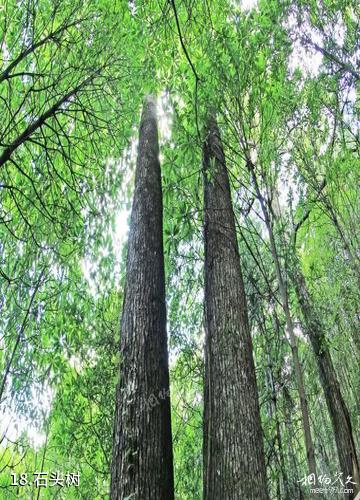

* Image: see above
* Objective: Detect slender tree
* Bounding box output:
[203,115,268,500]
[294,268,360,498]
[110,96,174,500]
[247,160,317,478]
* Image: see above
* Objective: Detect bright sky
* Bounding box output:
[1,382,52,449]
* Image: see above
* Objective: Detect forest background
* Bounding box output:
[0,0,359,498]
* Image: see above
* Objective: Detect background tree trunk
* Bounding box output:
[110,96,174,500]
[247,160,317,479]
[294,269,360,499]
[203,115,268,500]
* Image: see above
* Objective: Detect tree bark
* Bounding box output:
[294,269,360,499]
[203,116,268,500]
[110,96,174,500]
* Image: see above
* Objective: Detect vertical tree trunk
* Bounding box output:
[294,270,360,499]
[203,116,268,500]
[110,96,174,500]
[324,202,360,288]
[247,160,317,479]
[283,386,305,499]
[265,351,290,500]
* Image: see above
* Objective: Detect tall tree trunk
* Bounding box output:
[203,116,268,500]
[110,96,174,500]
[283,386,305,499]
[324,200,360,288]
[265,350,290,500]
[247,159,317,479]
[294,269,360,499]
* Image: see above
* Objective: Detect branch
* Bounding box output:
[0,17,89,84]
[0,70,101,167]
[304,37,360,81]
[292,178,327,246]
[0,268,45,405]
[170,0,201,140]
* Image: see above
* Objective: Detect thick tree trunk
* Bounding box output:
[294,270,360,499]
[203,116,268,500]
[110,96,174,500]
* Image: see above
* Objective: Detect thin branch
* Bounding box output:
[0,70,101,167]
